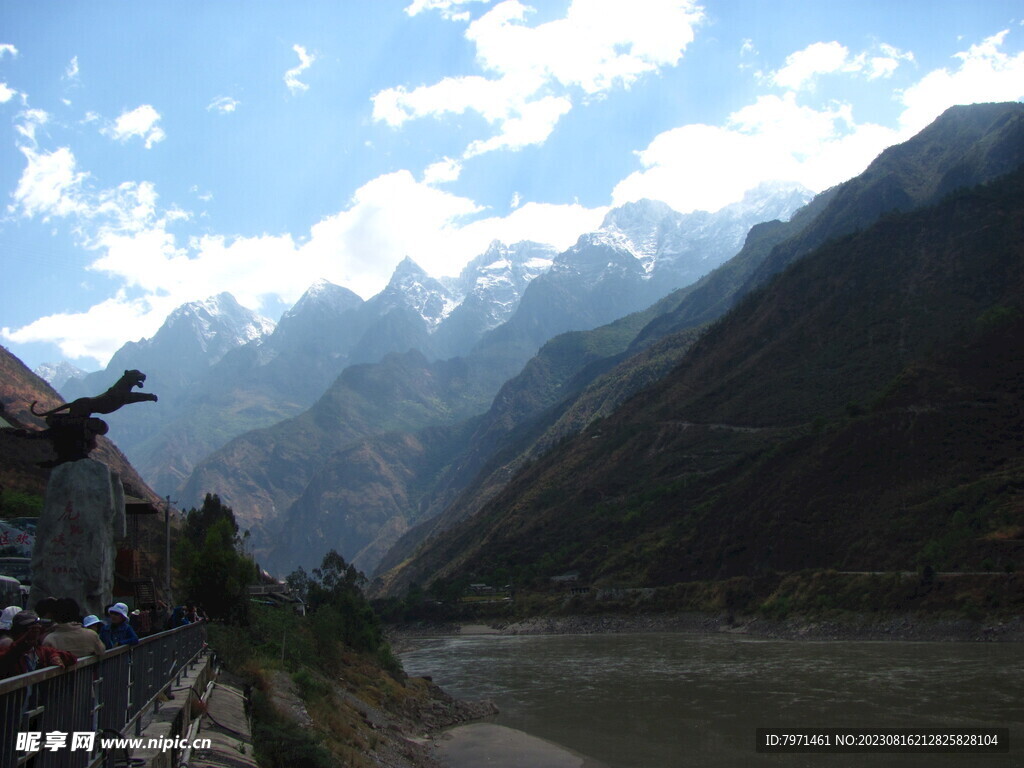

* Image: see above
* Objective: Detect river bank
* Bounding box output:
[389,609,1024,646]
[432,723,607,768]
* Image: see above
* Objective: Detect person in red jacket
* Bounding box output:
[0,611,77,679]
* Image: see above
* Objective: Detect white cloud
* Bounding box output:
[451,199,605,256]
[510,191,521,209]
[423,156,463,184]
[898,29,1024,136]
[207,95,240,114]
[464,94,571,156]
[613,93,895,213]
[103,105,166,148]
[284,44,315,94]
[374,0,703,158]
[64,56,79,81]
[14,108,49,144]
[770,41,852,90]
[769,40,913,91]
[405,0,490,19]
[9,145,89,220]
[0,44,17,58]
[467,0,702,93]
[3,144,603,366]
[0,82,17,103]
[865,42,914,80]
[618,29,1022,214]
[2,293,182,364]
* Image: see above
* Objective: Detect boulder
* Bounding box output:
[30,458,126,616]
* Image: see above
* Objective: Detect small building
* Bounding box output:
[550,571,580,583]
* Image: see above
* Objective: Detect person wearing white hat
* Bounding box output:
[99,603,139,649]
[82,615,102,630]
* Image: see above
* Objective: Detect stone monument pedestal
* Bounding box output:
[29,458,126,616]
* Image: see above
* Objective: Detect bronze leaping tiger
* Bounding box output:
[31,369,159,418]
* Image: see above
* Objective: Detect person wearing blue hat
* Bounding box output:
[99,602,140,649]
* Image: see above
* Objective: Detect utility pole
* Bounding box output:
[165,495,177,605]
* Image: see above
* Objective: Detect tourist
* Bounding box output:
[167,605,191,629]
[152,600,171,633]
[33,596,59,638]
[0,611,77,678]
[42,598,105,658]
[82,615,103,633]
[129,608,152,637]
[100,603,140,649]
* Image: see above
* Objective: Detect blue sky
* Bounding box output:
[1,0,1022,370]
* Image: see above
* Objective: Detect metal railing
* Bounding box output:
[0,621,207,768]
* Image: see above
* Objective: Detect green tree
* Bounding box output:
[285,566,311,602]
[176,495,256,623]
[183,493,240,544]
[303,550,390,661]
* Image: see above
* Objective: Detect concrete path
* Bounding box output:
[189,680,258,768]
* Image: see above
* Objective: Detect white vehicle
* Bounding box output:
[0,575,23,608]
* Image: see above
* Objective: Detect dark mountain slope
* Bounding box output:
[264,297,670,575]
[397,166,1024,591]
[181,349,511,554]
[371,102,1024,592]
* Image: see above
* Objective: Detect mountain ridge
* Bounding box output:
[372,101,1024,595]
[387,160,1024,594]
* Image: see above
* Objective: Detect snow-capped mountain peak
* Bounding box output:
[593,183,814,286]
[167,292,275,343]
[285,279,363,320]
[375,256,457,330]
[33,361,88,393]
[126,291,276,370]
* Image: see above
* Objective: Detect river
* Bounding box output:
[400,632,1022,767]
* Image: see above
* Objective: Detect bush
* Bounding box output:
[292,669,329,701]
[250,689,336,768]
[0,489,43,518]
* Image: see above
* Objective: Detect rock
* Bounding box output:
[29,458,126,615]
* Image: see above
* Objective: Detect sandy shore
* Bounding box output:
[390,611,1024,644]
[433,723,607,768]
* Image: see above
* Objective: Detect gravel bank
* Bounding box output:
[392,611,1024,642]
